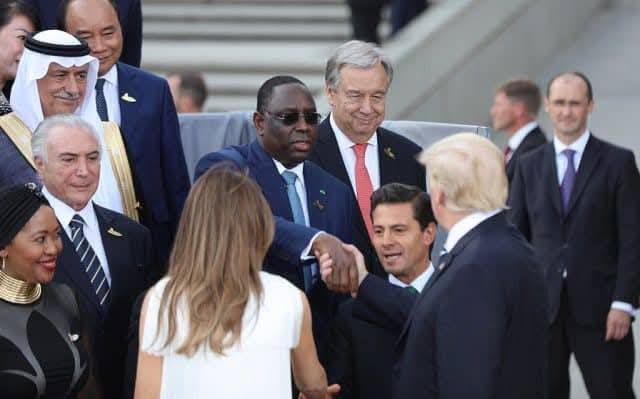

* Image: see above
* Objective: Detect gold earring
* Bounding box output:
[1,257,5,270]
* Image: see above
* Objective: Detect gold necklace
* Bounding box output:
[0,268,42,305]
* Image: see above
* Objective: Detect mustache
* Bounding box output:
[53,91,81,101]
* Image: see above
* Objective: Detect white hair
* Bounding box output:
[32,114,101,163]
[324,40,394,90]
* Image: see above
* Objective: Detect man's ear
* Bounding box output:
[253,111,265,136]
[34,156,46,177]
[324,84,335,107]
[422,222,437,248]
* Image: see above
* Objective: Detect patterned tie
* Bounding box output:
[69,215,110,307]
[353,144,374,239]
[405,285,419,295]
[95,78,108,122]
[281,171,316,291]
[560,149,576,214]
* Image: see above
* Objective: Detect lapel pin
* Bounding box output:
[313,200,325,211]
[384,147,395,159]
[107,227,123,237]
[319,189,326,195]
[68,333,79,342]
[121,93,136,102]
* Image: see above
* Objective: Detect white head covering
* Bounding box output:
[10,30,100,132]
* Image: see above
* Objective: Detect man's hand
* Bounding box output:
[605,308,631,341]
[311,233,357,293]
[318,244,368,295]
[298,384,341,399]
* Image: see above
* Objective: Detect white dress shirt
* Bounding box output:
[388,262,434,292]
[330,113,381,192]
[42,187,112,284]
[443,209,502,255]
[99,65,122,126]
[553,130,633,315]
[506,121,539,163]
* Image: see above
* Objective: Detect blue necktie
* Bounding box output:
[69,215,110,307]
[282,171,316,291]
[95,78,108,122]
[560,149,576,214]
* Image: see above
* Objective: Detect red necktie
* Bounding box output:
[353,143,374,239]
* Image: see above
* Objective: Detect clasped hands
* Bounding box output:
[311,233,368,295]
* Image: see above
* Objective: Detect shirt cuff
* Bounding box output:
[611,301,636,317]
[301,232,324,261]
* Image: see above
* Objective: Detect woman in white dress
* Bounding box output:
[134,166,334,399]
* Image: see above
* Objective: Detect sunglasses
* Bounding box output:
[265,111,322,126]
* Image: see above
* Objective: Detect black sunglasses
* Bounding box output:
[265,111,322,126]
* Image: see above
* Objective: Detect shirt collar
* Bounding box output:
[553,129,590,157]
[330,113,377,151]
[388,262,434,292]
[273,158,305,185]
[507,121,538,150]
[99,64,118,87]
[41,186,97,230]
[443,209,502,253]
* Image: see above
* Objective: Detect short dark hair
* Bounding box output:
[171,72,208,109]
[57,0,120,31]
[546,71,593,102]
[496,78,542,117]
[370,183,435,230]
[0,0,40,31]
[256,75,306,113]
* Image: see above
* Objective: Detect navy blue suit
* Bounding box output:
[116,62,191,271]
[0,127,38,189]
[358,212,548,398]
[53,204,154,399]
[26,0,142,67]
[194,140,355,362]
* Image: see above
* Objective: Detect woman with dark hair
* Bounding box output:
[135,166,336,399]
[0,183,90,398]
[0,0,39,112]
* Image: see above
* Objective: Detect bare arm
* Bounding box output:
[134,291,163,399]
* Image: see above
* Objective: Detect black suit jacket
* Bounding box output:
[358,212,547,398]
[53,204,154,398]
[509,135,640,325]
[309,118,426,277]
[506,126,547,183]
[26,0,142,67]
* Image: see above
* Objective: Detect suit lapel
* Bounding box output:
[94,205,126,307]
[115,63,138,156]
[248,141,293,220]
[543,144,564,218]
[304,163,326,229]
[315,119,352,189]
[376,129,395,185]
[565,135,602,217]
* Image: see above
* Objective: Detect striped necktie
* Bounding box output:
[95,78,109,122]
[69,214,110,307]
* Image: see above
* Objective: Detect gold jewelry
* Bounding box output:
[0,267,42,304]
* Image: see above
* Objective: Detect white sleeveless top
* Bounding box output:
[141,272,303,398]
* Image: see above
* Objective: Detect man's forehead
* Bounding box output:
[46,62,89,72]
[271,83,316,109]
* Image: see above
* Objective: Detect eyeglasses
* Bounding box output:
[265,111,322,126]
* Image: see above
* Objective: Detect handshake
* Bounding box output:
[311,233,368,294]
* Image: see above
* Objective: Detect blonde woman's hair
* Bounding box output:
[419,133,508,212]
[157,165,275,356]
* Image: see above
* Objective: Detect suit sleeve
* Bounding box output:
[507,161,531,240]
[436,262,507,398]
[356,274,417,330]
[326,304,354,399]
[119,0,142,67]
[159,81,191,234]
[613,152,640,306]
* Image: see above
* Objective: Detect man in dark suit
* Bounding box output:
[309,40,426,278]
[195,75,357,363]
[490,78,547,183]
[33,114,154,398]
[327,182,436,399]
[25,0,141,67]
[321,133,547,398]
[509,71,640,399]
[347,0,386,44]
[61,0,191,270]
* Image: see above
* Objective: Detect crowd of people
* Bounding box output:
[0,0,639,398]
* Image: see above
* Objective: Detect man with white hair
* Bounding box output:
[0,29,123,214]
[321,133,548,398]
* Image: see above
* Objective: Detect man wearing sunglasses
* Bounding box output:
[309,40,426,280]
[194,75,358,366]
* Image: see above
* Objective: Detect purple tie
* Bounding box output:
[560,149,576,213]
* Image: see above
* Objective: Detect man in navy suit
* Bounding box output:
[309,40,427,279]
[195,75,358,363]
[327,182,436,399]
[25,0,141,67]
[509,72,640,399]
[490,78,547,183]
[321,133,547,398]
[33,114,154,398]
[60,0,191,270]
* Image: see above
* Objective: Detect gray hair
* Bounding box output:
[32,114,101,163]
[324,40,394,90]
